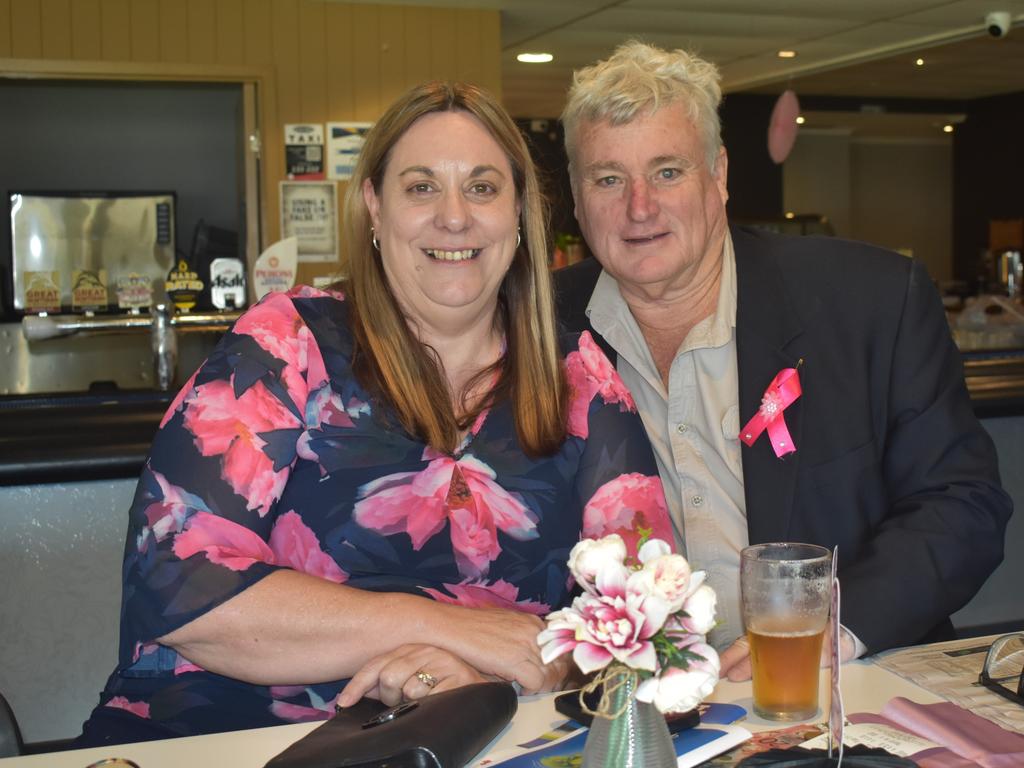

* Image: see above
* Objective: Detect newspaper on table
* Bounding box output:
[872,635,1024,734]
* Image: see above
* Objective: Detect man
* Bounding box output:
[554,40,1012,679]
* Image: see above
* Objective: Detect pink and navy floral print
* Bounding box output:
[83,286,670,743]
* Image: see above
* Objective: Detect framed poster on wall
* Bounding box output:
[326,122,372,181]
[280,181,338,263]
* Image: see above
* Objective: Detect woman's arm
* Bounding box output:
[159,568,560,690]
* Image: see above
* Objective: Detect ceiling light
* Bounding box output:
[777,50,797,59]
[795,116,806,125]
[517,52,553,64]
[915,57,925,66]
[943,124,954,133]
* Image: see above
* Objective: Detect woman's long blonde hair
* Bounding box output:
[339,81,567,457]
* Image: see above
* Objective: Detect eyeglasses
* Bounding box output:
[978,632,1024,706]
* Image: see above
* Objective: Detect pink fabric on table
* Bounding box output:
[874,696,1024,768]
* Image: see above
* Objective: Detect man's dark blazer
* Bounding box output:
[554,224,1012,653]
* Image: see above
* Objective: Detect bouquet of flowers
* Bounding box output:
[537,534,720,714]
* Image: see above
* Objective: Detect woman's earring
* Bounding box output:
[371,227,380,251]
[516,227,522,249]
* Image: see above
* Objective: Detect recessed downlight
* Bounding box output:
[777,50,797,58]
[517,52,553,63]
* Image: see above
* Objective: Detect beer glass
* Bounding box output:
[740,542,832,721]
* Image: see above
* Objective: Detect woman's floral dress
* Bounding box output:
[82,285,671,741]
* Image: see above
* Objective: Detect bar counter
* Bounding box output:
[1,350,1023,487]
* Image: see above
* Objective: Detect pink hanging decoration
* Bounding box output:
[767,89,800,164]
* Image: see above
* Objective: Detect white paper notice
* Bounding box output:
[801,722,940,757]
[326,122,372,181]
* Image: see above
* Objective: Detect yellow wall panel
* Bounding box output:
[377,5,403,109]
[215,0,244,65]
[129,0,160,62]
[40,0,71,59]
[0,0,12,57]
[429,7,456,83]
[271,0,300,124]
[324,2,353,119]
[297,0,325,122]
[241,0,272,67]
[11,0,42,58]
[186,0,215,64]
[350,3,378,121]
[156,0,186,62]
[70,0,101,58]
[478,9,500,99]
[454,8,480,86]
[402,6,431,92]
[100,0,131,60]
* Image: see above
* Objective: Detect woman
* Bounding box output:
[78,81,672,745]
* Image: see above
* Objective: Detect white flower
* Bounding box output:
[636,643,720,713]
[678,584,717,635]
[634,540,692,612]
[568,534,627,592]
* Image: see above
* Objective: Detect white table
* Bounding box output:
[0,658,944,767]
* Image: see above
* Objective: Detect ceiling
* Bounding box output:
[351,0,1024,134]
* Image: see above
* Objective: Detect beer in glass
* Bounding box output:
[741,543,832,721]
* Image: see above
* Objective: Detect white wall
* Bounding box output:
[0,479,133,743]
[784,128,953,282]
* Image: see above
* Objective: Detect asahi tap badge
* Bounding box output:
[209,257,247,310]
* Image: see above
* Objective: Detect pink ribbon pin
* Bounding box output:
[740,365,802,458]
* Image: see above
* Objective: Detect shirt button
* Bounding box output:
[676,423,688,434]
[691,495,704,507]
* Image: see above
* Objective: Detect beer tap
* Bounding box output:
[150,303,177,391]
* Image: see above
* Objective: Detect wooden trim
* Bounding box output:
[0,56,270,82]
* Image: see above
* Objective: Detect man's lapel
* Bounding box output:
[734,228,806,543]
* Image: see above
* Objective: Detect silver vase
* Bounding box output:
[580,670,676,768]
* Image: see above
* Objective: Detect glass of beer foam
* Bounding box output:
[740,542,832,721]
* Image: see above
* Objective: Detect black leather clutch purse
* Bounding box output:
[263,682,518,768]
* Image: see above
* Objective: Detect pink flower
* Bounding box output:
[269,511,347,583]
[353,452,537,578]
[270,701,332,722]
[137,470,207,550]
[173,509,348,584]
[172,511,275,570]
[564,331,636,438]
[582,473,673,555]
[567,534,628,594]
[160,369,200,429]
[174,656,204,676]
[104,696,151,719]
[677,583,717,635]
[421,579,549,615]
[232,291,328,403]
[538,566,669,674]
[634,539,693,612]
[183,378,300,516]
[636,642,719,713]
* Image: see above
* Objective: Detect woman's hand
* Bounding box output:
[433,605,571,694]
[336,644,488,707]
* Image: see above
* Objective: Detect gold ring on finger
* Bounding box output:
[415,670,438,688]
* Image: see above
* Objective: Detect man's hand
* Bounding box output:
[718,630,858,682]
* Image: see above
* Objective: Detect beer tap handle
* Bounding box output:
[151,303,178,391]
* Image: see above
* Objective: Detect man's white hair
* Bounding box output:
[562,40,723,173]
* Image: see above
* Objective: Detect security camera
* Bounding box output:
[985,11,1011,38]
